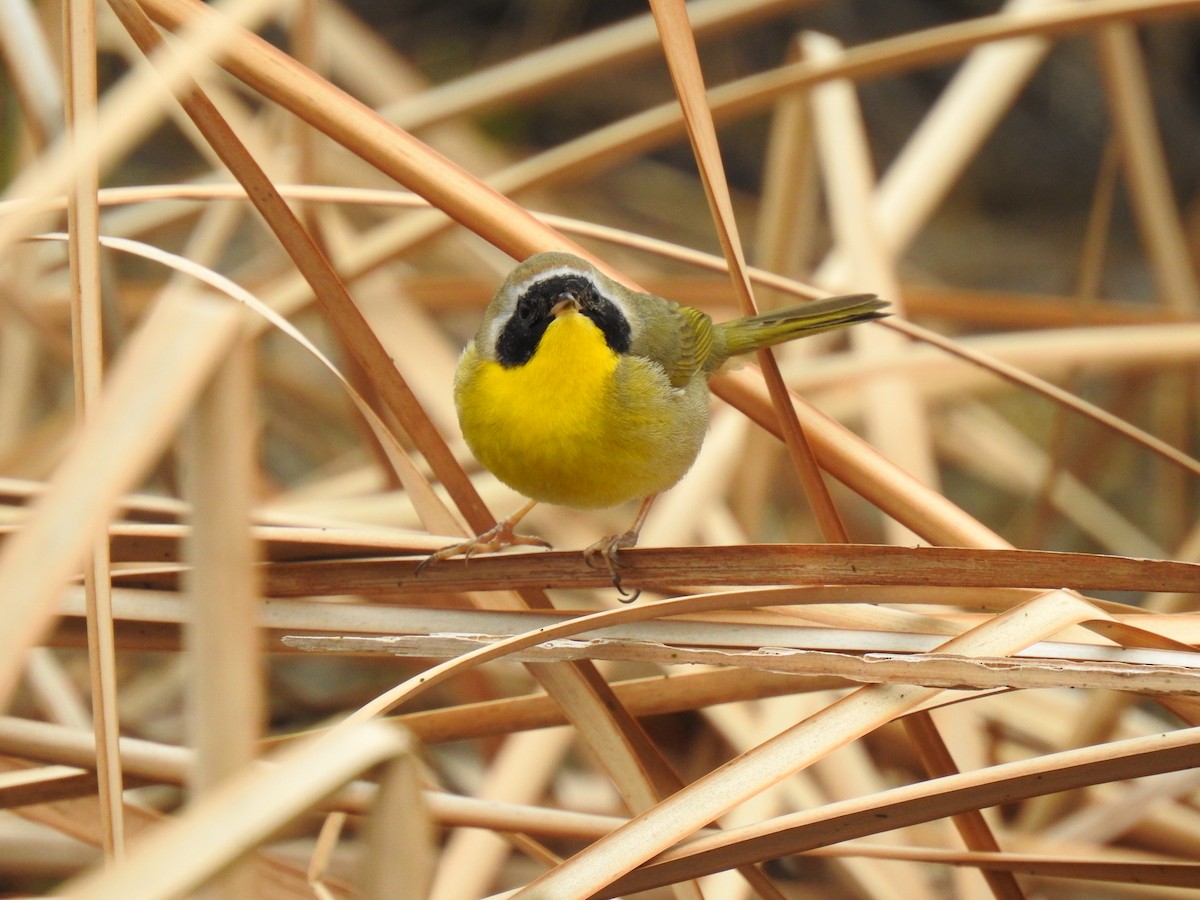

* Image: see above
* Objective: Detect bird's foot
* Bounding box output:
[417,520,551,574]
[584,530,642,603]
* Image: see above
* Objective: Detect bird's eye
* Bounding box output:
[516,299,535,322]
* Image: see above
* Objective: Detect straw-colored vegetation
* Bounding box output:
[1,0,1198,896]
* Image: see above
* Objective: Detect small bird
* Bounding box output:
[428,251,888,599]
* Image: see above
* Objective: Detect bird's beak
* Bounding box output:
[550,292,581,317]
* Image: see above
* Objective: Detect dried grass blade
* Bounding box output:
[604,725,1200,895]
[288,634,1200,697]
[0,716,191,786]
[63,0,125,860]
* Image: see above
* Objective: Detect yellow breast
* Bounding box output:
[455,311,706,508]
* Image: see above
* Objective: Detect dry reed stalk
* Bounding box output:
[803,29,939,549]
[1094,23,1200,313]
[251,544,1200,596]
[181,334,261,896]
[63,0,125,862]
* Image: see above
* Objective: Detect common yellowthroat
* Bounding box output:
[430,251,887,598]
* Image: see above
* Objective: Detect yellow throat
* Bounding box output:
[502,309,618,410]
[461,309,633,507]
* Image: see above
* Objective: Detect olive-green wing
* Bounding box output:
[627,299,718,389]
[672,305,719,387]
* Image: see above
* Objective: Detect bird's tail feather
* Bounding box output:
[721,293,889,358]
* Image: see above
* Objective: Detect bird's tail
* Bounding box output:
[719,293,889,359]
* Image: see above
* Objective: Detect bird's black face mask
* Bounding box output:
[496,274,631,367]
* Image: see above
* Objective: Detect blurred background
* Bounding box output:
[2,1,1200,895]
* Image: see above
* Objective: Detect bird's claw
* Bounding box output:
[584,532,641,603]
[417,522,551,574]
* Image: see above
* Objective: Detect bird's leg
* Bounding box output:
[583,493,657,603]
[417,499,549,573]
